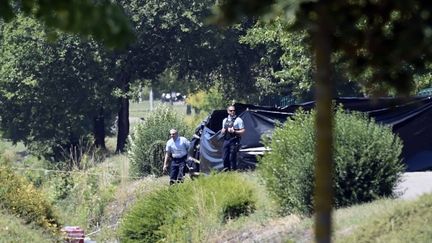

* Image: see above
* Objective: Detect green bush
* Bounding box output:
[119,172,257,243]
[0,164,61,233]
[259,107,404,215]
[128,104,192,177]
[46,172,74,201]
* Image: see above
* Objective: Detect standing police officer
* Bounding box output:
[163,129,190,185]
[221,105,245,171]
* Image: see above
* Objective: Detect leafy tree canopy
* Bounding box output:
[0,0,134,48]
[241,17,363,101]
[0,16,117,159]
[216,0,432,95]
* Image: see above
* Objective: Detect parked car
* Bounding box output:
[161,92,185,102]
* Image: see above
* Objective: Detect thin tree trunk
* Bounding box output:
[94,107,106,150]
[116,72,130,153]
[169,90,174,105]
[149,86,154,111]
[313,2,334,243]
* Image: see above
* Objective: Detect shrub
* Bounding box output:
[258,107,404,215]
[119,172,257,243]
[0,164,61,233]
[128,104,192,177]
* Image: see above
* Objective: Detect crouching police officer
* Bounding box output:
[163,129,190,185]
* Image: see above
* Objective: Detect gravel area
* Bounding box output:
[395,171,432,200]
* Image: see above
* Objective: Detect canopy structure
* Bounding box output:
[193,97,432,172]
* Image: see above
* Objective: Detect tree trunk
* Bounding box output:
[149,86,154,111]
[116,72,130,153]
[94,107,106,150]
[186,104,192,115]
[313,3,334,243]
[169,90,174,105]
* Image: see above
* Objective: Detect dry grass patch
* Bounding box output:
[209,215,302,243]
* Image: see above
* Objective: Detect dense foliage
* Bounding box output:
[128,105,192,177]
[241,17,363,101]
[0,0,134,48]
[259,108,404,215]
[119,172,257,243]
[216,1,432,95]
[0,16,118,160]
[0,164,61,233]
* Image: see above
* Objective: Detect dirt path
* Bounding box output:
[208,215,310,243]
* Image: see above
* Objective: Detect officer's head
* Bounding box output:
[169,129,178,139]
[227,105,235,116]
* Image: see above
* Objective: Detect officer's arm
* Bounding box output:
[234,127,245,136]
[163,151,171,171]
[234,119,245,136]
[221,120,227,134]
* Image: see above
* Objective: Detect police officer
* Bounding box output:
[163,129,190,185]
[221,105,245,171]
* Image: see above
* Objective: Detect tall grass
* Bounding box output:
[49,155,129,230]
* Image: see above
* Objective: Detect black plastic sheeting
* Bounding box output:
[195,96,432,172]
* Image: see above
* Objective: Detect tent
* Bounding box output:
[192,96,432,172]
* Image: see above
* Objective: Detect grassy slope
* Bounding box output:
[191,183,432,243]
[0,209,55,242]
[280,193,432,242]
[336,193,432,242]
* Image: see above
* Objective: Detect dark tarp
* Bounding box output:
[196,96,432,172]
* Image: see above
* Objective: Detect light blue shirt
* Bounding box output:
[222,116,244,130]
[165,136,190,158]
